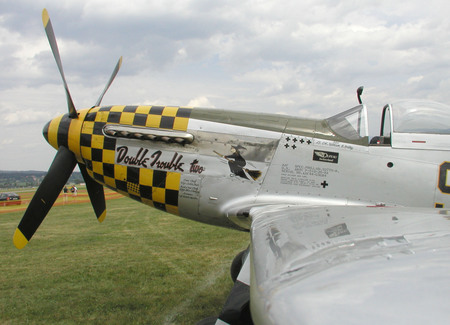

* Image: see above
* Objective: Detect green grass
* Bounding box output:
[0,197,249,324]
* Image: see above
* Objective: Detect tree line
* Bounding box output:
[0,171,83,189]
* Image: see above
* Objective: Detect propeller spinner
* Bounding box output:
[13,9,122,249]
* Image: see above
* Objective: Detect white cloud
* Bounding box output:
[187,96,214,108]
[407,76,424,84]
[0,139,13,146]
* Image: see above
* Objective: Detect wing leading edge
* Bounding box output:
[249,205,450,325]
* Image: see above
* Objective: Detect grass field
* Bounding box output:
[0,191,249,324]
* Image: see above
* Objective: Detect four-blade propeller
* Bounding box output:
[13,9,122,249]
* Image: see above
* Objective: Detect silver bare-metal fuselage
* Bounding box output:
[48,102,449,229]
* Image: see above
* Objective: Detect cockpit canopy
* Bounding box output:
[324,100,450,150]
[390,100,450,134]
[379,100,450,150]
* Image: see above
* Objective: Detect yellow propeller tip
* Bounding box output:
[13,229,29,249]
[98,210,107,223]
[42,9,49,27]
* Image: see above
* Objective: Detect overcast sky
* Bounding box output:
[1,0,450,171]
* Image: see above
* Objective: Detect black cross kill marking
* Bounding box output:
[321,180,329,188]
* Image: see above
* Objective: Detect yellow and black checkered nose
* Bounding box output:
[76,105,193,216]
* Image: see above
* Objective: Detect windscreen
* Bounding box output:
[326,105,368,141]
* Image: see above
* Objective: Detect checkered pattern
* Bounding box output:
[80,105,192,215]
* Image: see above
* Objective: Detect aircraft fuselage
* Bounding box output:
[43,104,450,231]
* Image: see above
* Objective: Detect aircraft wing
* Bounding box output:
[249,205,450,324]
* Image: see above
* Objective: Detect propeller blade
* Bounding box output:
[13,146,77,249]
[94,56,123,107]
[78,164,107,222]
[42,8,77,118]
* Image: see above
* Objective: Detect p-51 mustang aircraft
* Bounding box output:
[14,9,450,325]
